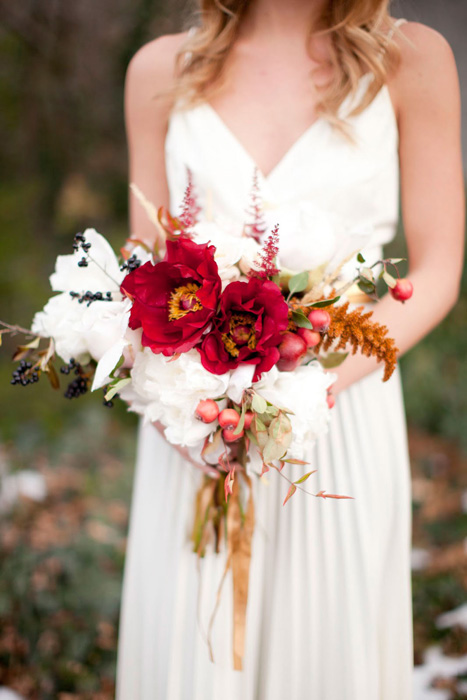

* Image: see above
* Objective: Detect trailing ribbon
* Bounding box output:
[193,470,255,671]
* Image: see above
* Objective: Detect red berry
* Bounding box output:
[195,399,219,423]
[218,408,240,429]
[243,411,254,430]
[308,309,331,332]
[390,278,413,302]
[277,332,308,372]
[223,427,244,442]
[297,327,321,348]
[326,393,335,409]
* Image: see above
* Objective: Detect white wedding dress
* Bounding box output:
[116,29,413,700]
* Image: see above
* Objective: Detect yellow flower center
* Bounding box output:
[222,313,257,357]
[168,282,202,321]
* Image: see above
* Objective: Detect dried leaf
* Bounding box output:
[283,484,297,506]
[315,490,354,500]
[357,253,366,263]
[281,458,309,466]
[45,363,60,390]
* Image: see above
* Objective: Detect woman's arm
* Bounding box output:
[124,33,187,247]
[333,22,465,395]
[124,34,219,476]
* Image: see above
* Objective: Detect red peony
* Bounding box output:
[121,237,221,355]
[198,277,289,381]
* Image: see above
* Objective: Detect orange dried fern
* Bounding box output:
[313,301,399,381]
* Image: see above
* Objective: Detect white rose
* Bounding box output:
[119,349,230,448]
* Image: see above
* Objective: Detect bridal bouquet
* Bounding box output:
[1,174,413,668]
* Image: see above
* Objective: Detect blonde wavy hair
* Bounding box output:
[174,0,401,127]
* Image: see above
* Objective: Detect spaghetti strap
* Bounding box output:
[386,17,408,41]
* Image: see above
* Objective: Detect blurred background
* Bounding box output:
[0,1,466,698]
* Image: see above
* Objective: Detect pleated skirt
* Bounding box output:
[115,363,413,700]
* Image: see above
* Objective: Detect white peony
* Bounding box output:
[31,228,153,383]
[254,363,336,460]
[32,294,132,366]
[263,201,338,273]
[119,349,230,447]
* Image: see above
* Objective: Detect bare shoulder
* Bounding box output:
[126,32,189,92]
[388,21,460,117]
[125,32,190,126]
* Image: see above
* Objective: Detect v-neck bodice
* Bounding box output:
[165,72,400,272]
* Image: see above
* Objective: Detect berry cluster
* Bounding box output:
[73,232,92,268]
[60,358,89,399]
[69,290,113,306]
[120,254,142,273]
[11,360,39,386]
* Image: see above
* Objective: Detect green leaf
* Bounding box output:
[319,351,349,369]
[291,310,313,329]
[281,458,309,465]
[357,253,366,263]
[359,267,374,282]
[283,484,297,506]
[263,438,287,464]
[233,401,247,435]
[308,296,340,308]
[288,271,309,296]
[105,377,131,401]
[357,280,375,295]
[251,393,267,414]
[109,354,125,378]
[294,470,318,485]
[382,270,397,289]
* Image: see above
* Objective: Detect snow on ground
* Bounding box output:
[413,646,467,700]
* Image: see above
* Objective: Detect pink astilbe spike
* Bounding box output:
[244,169,267,243]
[179,167,200,229]
[250,224,280,280]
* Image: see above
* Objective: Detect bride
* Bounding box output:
[116,1,464,698]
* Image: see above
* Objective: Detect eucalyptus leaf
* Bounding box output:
[382,270,397,289]
[263,438,287,464]
[357,279,375,295]
[233,401,247,435]
[291,310,313,329]
[357,253,366,263]
[288,271,309,296]
[359,267,374,282]
[308,296,340,308]
[319,351,349,369]
[251,393,267,414]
